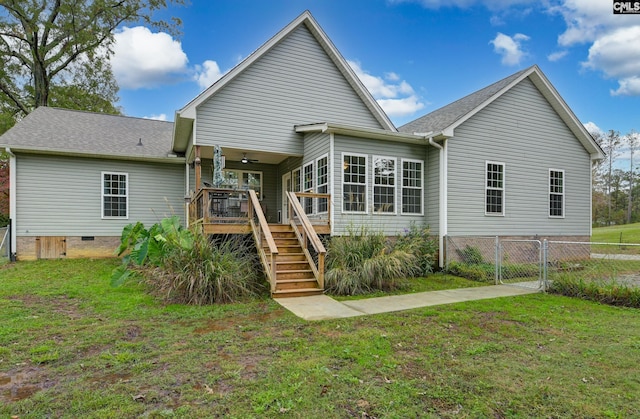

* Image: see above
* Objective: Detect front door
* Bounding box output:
[282,172,292,224]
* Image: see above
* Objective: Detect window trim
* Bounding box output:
[401,158,424,216]
[101,171,129,219]
[342,152,368,214]
[485,161,505,216]
[316,154,329,214]
[303,161,314,214]
[373,155,397,215]
[549,168,565,218]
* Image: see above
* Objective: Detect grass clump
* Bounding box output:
[112,216,264,304]
[325,225,437,295]
[549,275,640,308]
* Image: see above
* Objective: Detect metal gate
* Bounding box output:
[498,239,545,290]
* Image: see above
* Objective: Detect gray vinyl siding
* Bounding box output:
[332,134,429,236]
[426,141,440,236]
[446,78,591,236]
[303,132,330,164]
[195,25,383,154]
[15,154,185,237]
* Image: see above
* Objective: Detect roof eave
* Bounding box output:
[295,122,425,143]
[7,146,186,164]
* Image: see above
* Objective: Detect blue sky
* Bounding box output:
[111,0,640,139]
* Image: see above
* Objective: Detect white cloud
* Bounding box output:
[348,60,425,117]
[611,77,640,96]
[112,26,189,89]
[547,1,640,96]
[547,50,568,62]
[584,121,603,137]
[490,32,530,66]
[194,60,224,89]
[144,113,168,121]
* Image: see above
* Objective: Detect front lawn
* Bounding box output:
[1,259,639,417]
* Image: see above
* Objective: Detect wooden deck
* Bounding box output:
[188,188,330,297]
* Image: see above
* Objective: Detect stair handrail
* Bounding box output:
[286,191,326,289]
[248,189,278,292]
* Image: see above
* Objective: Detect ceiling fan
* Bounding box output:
[241,153,258,164]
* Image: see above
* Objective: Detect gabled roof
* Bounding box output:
[400,65,604,160]
[0,107,181,163]
[173,10,396,152]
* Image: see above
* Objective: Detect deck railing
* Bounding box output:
[286,191,327,289]
[248,189,278,292]
[189,187,251,225]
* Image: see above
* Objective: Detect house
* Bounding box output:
[0,11,603,296]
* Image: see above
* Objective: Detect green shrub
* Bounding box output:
[458,245,484,264]
[395,223,438,276]
[144,232,263,305]
[447,261,495,283]
[325,226,424,295]
[549,275,640,308]
[0,214,8,228]
[112,216,264,304]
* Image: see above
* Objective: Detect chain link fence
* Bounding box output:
[445,236,640,291]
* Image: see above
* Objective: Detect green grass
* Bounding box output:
[592,222,640,243]
[1,259,640,418]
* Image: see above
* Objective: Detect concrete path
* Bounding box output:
[274,284,539,321]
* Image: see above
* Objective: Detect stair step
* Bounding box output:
[272,287,324,298]
[276,270,315,280]
[276,278,319,290]
[276,261,311,270]
[276,253,306,262]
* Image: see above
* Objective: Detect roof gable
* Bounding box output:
[173,11,395,151]
[0,107,178,162]
[400,65,604,160]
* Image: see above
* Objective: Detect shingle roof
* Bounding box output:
[0,107,176,160]
[399,68,530,135]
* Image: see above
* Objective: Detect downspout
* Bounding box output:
[5,147,16,261]
[428,137,447,268]
[329,132,335,236]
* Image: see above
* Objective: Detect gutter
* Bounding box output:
[422,136,448,269]
[5,147,16,261]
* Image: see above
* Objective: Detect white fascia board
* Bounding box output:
[8,147,186,164]
[295,122,428,143]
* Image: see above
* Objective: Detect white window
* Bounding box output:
[102,172,128,219]
[343,153,367,213]
[316,155,329,213]
[292,167,301,193]
[303,162,314,214]
[401,159,423,215]
[373,156,396,214]
[549,169,564,218]
[485,161,505,215]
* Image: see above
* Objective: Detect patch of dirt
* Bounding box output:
[7,294,85,320]
[0,366,56,403]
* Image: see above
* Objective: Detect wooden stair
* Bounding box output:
[265,224,323,298]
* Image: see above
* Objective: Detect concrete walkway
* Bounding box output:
[275,284,539,321]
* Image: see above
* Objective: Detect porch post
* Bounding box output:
[194,145,201,190]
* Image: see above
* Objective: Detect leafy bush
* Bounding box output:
[324,225,436,295]
[112,216,263,304]
[395,223,438,276]
[447,261,495,283]
[0,214,8,228]
[549,276,640,308]
[458,245,484,264]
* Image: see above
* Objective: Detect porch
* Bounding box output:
[187,186,331,298]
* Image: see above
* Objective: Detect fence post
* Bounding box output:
[495,236,500,285]
[542,239,548,292]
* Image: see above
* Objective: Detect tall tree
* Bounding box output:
[600,130,622,225]
[0,0,184,120]
[626,130,639,224]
